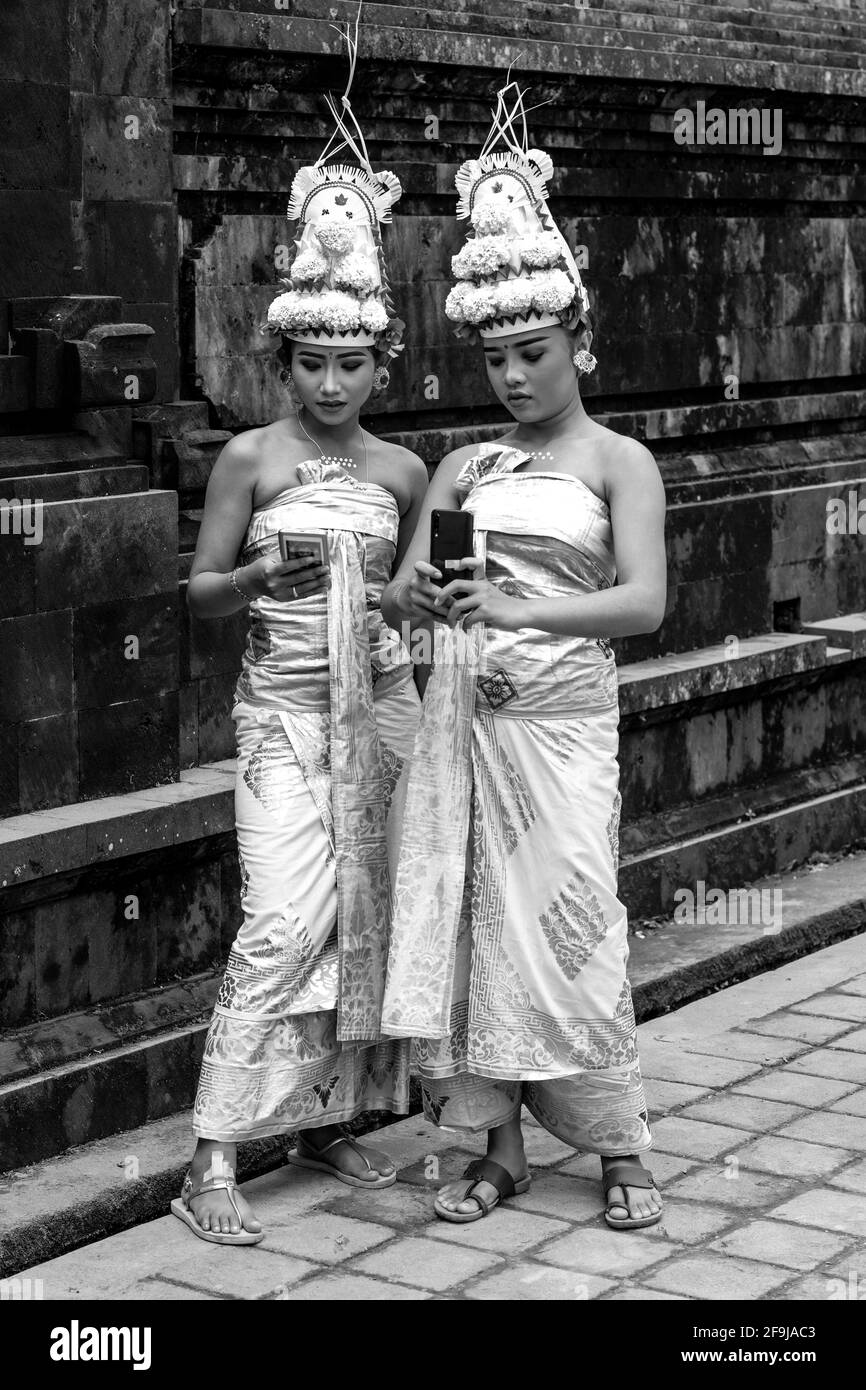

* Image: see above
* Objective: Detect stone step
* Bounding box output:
[0,357,32,414]
[187,0,866,47]
[621,757,866,918]
[199,1,866,67]
[0,465,149,503]
[1,846,863,1276]
[0,433,124,479]
[173,7,866,95]
[375,0,866,40]
[177,150,866,205]
[388,397,866,478]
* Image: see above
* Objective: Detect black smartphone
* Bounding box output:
[430,509,475,587]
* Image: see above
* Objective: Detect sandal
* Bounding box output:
[433,1157,531,1224]
[170,1161,264,1245]
[287,1130,397,1189]
[602,1160,662,1231]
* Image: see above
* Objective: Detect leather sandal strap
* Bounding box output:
[462,1157,518,1201]
[603,1162,655,1196]
[184,1170,239,1205]
[303,1133,372,1171]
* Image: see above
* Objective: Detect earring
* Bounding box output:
[373,365,390,393]
[279,367,301,406]
[572,349,597,376]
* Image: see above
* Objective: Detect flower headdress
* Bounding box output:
[445,81,591,342]
[265,6,404,358]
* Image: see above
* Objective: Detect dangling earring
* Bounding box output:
[373,365,390,393]
[280,367,302,407]
[572,349,597,376]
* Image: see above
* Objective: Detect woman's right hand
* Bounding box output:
[399,560,448,622]
[243,552,329,602]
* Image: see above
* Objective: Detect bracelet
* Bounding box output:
[228,567,255,602]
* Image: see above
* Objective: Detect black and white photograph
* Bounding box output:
[0,0,864,1348]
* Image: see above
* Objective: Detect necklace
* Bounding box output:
[295,408,369,484]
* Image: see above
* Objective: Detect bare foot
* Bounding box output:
[601,1154,662,1224]
[186,1140,263,1236]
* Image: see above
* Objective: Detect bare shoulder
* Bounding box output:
[376,438,429,485]
[208,425,267,486]
[436,441,484,477]
[601,430,662,490]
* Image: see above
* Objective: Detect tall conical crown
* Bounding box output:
[265,6,404,357]
[445,81,590,341]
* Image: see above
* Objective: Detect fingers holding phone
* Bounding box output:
[248,532,330,602]
[405,559,445,619]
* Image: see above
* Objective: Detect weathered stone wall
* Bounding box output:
[174,0,866,452]
[0,0,178,403]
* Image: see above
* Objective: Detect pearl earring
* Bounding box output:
[572,349,597,376]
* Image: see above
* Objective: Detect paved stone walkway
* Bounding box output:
[15,935,866,1301]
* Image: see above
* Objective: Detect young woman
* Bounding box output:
[379,85,667,1229]
[171,124,427,1243]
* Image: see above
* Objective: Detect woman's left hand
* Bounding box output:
[434,564,525,632]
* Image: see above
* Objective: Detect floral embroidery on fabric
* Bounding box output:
[607,791,622,875]
[477,667,519,710]
[379,743,404,812]
[539,871,610,980]
[422,1087,451,1124]
[243,733,297,818]
[267,904,314,964]
[312,1074,340,1108]
[249,618,272,662]
[489,947,533,1012]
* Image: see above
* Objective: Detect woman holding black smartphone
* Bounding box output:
[171,87,428,1244]
[380,84,667,1231]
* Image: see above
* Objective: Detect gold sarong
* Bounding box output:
[193,461,418,1141]
[381,445,651,1155]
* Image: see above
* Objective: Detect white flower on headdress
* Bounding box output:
[315,224,355,256]
[495,277,535,315]
[528,268,576,313]
[451,235,511,280]
[316,290,362,330]
[515,233,563,269]
[359,297,388,331]
[333,253,378,294]
[267,290,307,331]
[290,249,328,283]
[471,202,513,236]
[445,282,498,324]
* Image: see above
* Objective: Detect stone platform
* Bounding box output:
[7,934,866,1300]
[0,851,863,1277]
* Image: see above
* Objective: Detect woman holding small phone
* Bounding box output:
[172,125,428,1244]
[380,85,667,1231]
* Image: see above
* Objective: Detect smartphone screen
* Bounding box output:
[278,531,327,566]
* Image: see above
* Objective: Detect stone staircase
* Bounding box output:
[174,1,866,94]
[0,296,244,1176]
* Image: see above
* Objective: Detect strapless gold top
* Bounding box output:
[455,443,619,716]
[234,459,411,713]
